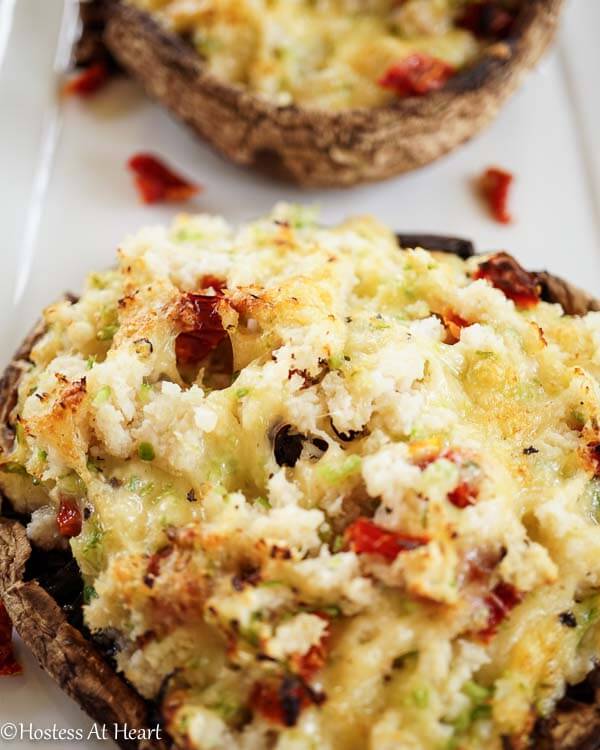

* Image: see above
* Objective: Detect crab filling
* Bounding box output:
[125,0,521,110]
[2,204,600,750]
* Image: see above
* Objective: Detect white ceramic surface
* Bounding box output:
[0,0,599,745]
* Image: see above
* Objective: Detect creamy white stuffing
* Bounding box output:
[2,205,600,750]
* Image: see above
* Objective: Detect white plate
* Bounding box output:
[0,0,599,745]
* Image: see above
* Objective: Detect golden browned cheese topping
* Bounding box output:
[126,0,488,109]
[2,205,600,750]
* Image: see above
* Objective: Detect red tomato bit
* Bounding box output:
[444,450,481,509]
[200,275,227,294]
[479,167,514,225]
[291,615,331,681]
[473,252,540,309]
[443,311,471,344]
[379,53,455,97]
[127,154,201,205]
[448,482,478,509]
[345,517,429,562]
[175,293,227,366]
[0,601,22,676]
[586,442,600,476]
[459,2,515,38]
[479,582,522,640]
[63,62,110,97]
[57,498,82,538]
[250,676,322,727]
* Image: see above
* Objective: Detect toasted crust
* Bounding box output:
[0,522,165,750]
[89,0,564,187]
[0,247,598,750]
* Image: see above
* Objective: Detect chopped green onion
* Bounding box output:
[411,686,429,709]
[234,387,250,399]
[15,421,26,446]
[86,355,97,370]
[328,354,344,371]
[59,472,86,497]
[97,324,119,342]
[318,455,362,485]
[471,704,492,721]
[93,385,111,406]
[83,584,98,605]
[138,442,155,461]
[139,382,152,405]
[462,681,491,704]
[332,534,345,553]
[255,496,271,510]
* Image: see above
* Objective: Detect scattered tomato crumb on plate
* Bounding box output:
[127,153,202,205]
[63,62,110,98]
[478,166,514,224]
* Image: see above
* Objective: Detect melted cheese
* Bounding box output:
[126,0,480,109]
[2,204,600,750]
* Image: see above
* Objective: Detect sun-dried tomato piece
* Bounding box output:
[345,518,429,562]
[479,167,514,224]
[444,450,481,509]
[175,293,227,366]
[379,53,455,97]
[250,676,323,727]
[127,153,201,205]
[586,442,600,476]
[459,2,515,38]
[200,275,227,293]
[57,498,82,538]
[63,62,110,97]
[479,582,522,640]
[0,602,22,676]
[443,311,471,344]
[291,615,331,681]
[473,252,540,309]
[448,482,479,509]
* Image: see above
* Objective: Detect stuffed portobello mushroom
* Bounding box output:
[78,0,564,186]
[1,206,600,750]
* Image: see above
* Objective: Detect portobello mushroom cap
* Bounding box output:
[84,0,564,187]
[0,242,598,750]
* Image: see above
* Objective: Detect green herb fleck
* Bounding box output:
[15,421,26,446]
[255,496,271,510]
[97,324,119,342]
[93,385,111,406]
[318,455,362,485]
[83,584,98,605]
[411,686,429,709]
[462,681,492,704]
[139,382,152,405]
[328,354,345,371]
[332,534,345,553]
[138,442,155,462]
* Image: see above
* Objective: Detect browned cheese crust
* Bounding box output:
[0,254,597,750]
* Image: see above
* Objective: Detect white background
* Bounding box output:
[0,0,598,746]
